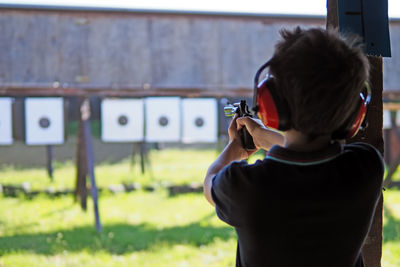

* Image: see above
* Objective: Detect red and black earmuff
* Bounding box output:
[331,82,371,139]
[252,61,371,139]
[252,60,291,131]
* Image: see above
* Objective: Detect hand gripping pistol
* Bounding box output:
[224,100,256,151]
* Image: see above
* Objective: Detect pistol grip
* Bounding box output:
[239,127,256,151]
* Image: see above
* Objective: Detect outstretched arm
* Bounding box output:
[204,116,285,206]
[203,115,253,206]
[236,117,284,150]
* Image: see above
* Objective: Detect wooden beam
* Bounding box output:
[383,102,400,111]
[327,1,384,266]
[383,91,400,100]
[0,85,253,98]
[356,56,384,267]
[326,0,338,29]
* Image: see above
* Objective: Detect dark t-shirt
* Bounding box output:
[211,142,384,267]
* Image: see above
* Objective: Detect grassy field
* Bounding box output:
[0,149,399,267]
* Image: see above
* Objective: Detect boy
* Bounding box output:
[203,27,384,267]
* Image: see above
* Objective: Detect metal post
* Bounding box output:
[46,145,54,181]
[81,98,102,233]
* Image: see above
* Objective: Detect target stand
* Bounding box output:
[25,97,65,180]
[100,98,152,177]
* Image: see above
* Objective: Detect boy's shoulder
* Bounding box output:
[343,142,384,167]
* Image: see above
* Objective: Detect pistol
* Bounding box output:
[224,100,256,151]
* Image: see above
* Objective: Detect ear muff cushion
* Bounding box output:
[256,78,291,131]
[257,79,280,129]
[346,94,369,138]
[332,90,370,139]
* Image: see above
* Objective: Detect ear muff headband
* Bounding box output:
[253,61,371,138]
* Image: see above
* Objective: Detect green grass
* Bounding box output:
[382,188,400,267]
[0,148,265,191]
[0,149,399,266]
[0,192,236,267]
[0,149,219,191]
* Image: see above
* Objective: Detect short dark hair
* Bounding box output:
[268,27,370,137]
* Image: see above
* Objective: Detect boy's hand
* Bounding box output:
[228,114,256,159]
[236,117,285,151]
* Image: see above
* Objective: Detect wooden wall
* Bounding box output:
[0,8,398,93]
[0,8,323,92]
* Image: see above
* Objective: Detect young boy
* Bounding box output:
[204,27,384,267]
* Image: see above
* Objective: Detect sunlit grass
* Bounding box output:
[0,191,237,267]
[0,149,398,266]
[0,149,218,190]
[0,148,265,190]
[382,188,400,267]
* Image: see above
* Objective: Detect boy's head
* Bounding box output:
[267,27,370,138]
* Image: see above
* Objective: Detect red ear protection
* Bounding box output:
[332,82,371,139]
[253,61,291,131]
[255,77,291,130]
[253,61,371,139]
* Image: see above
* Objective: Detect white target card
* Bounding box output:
[0,98,13,145]
[145,97,181,142]
[396,110,400,126]
[182,98,217,143]
[383,110,392,129]
[25,97,64,145]
[101,98,144,142]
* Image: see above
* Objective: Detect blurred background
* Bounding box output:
[0,1,399,266]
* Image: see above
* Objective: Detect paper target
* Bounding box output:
[383,110,392,129]
[0,98,13,145]
[396,111,400,126]
[101,98,144,142]
[145,97,181,142]
[25,97,64,145]
[182,98,217,143]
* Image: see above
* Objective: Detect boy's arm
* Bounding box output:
[236,117,285,150]
[203,115,251,206]
[203,139,247,206]
[204,116,284,206]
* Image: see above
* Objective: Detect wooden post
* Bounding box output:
[75,97,88,211]
[327,1,384,266]
[326,0,338,29]
[356,56,384,267]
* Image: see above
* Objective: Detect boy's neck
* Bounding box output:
[284,129,332,152]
